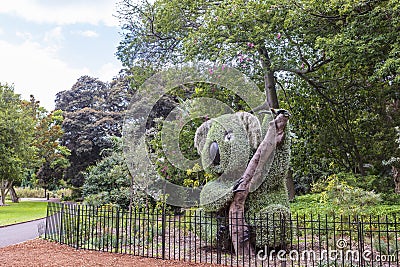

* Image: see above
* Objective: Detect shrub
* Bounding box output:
[56,188,73,199]
[381,192,400,204]
[289,173,395,220]
[313,174,382,218]
[13,187,72,199]
[14,187,45,198]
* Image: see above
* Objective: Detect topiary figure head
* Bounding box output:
[194,112,262,211]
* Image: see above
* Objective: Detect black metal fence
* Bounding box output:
[45,202,400,267]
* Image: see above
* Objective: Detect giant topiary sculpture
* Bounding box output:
[194,109,291,256]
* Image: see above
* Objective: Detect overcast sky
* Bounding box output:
[0,0,123,110]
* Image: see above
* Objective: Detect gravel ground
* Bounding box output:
[0,239,223,267]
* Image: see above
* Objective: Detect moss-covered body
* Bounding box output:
[194,111,291,248]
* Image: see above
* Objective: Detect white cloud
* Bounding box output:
[16,31,33,41]
[0,38,121,111]
[0,0,119,27]
[0,39,89,110]
[0,1,124,110]
[43,27,65,54]
[44,27,64,43]
[74,30,99,38]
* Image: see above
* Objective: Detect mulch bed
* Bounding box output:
[0,238,223,267]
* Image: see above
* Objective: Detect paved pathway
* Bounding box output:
[0,218,46,248]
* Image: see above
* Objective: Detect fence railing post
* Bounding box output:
[59,203,64,243]
[161,205,166,260]
[357,217,364,266]
[45,202,50,239]
[216,214,222,264]
[115,207,120,253]
[280,213,287,267]
[76,204,80,249]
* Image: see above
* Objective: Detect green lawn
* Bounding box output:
[0,201,48,226]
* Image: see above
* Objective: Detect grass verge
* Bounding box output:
[0,201,48,227]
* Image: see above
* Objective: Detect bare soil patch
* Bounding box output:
[0,238,223,267]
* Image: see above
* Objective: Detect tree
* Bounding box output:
[116,0,333,198]
[82,137,134,209]
[34,111,70,193]
[0,84,36,205]
[56,75,134,187]
[117,0,400,194]
[55,75,108,112]
[117,0,349,106]
[117,0,309,195]
[19,95,70,193]
[282,0,400,190]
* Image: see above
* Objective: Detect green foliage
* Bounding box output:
[50,204,166,252]
[291,193,400,245]
[117,0,400,195]
[82,138,134,210]
[285,71,399,192]
[0,84,37,205]
[194,111,292,248]
[0,85,36,175]
[29,102,71,191]
[116,0,327,80]
[146,116,203,188]
[318,172,394,196]
[291,174,400,220]
[310,174,382,217]
[1,86,72,203]
[251,204,291,248]
[372,231,399,256]
[290,193,400,221]
[281,0,400,190]
[145,82,249,190]
[190,208,221,245]
[380,192,400,204]
[56,75,133,187]
[383,126,400,174]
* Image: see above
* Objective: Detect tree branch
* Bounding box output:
[258,47,279,108]
[295,73,339,105]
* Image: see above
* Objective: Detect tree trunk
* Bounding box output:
[265,70,279,109]
[259,46,295,199]
[0,179,12,206]
[10,186,19,203]
[354,147,366,176]
[286,169,295,201]
[259,47,279,109]
[393,166,400,194]
[0,188,5,206]
[229,113,290,257]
